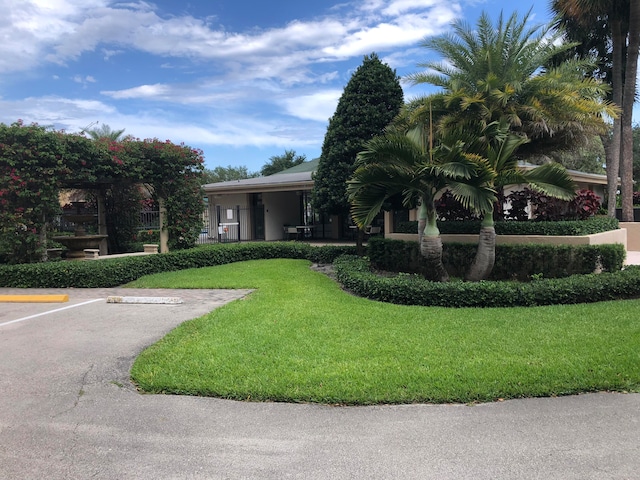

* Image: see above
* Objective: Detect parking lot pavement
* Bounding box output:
[1,287,639,479]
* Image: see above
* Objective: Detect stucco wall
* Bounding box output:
[263,191,300,241]
[620,223,640,251]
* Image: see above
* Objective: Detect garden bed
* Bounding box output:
[333,255,640,308]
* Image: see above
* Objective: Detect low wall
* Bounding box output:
[620,223,640,251]
[387,228,627,249]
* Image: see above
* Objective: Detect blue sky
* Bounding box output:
[1,1,635,172]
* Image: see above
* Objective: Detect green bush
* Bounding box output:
[395,216,620,236]
[334,255,640,308]
[0,242,357,288]
[367,237,625,280]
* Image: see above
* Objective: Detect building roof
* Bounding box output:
[203,158,608,196]
[519,162,608,185]
[203,158,319,194]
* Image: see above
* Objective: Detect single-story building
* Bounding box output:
[203,159,609,242]
[203,159,340,242]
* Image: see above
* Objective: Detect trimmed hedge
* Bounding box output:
[333,255,640,308]
[395,216,620,236]
[0,242,356,288]
[367,237,625,280]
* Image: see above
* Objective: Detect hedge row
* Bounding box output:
[394,216,620,236]
[367,237,626,280]
[0,242,356,288]
[333,255,640,308]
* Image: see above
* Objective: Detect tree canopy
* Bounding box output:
[202,165,258,184]
[260,150,306,176]
[312,53,404,221]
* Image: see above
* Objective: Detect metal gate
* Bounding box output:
[198,205,250,244]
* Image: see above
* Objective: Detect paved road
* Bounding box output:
[1,288,639,479]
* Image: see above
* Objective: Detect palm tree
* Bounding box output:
[404,10,613,279]
[461,121,576,281]
[348,124,495,282]
[86,123,126,141]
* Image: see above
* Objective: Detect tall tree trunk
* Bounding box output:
[621,2,640,222]
[419,202,448,282]
[607,18,624,218]
[465,215,496,282]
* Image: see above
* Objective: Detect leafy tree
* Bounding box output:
[202,165,258,184]
[532,135,606,175]
[551,0,640,220]
[312,53,404,228]
[260,150,306,176]
[86,123,126,141]
[406,11,596,279]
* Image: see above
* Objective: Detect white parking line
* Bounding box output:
[0,298,104,328]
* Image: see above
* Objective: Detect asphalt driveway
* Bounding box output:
[1,287,638,479]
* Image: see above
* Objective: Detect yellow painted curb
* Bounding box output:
[0,294,69,303]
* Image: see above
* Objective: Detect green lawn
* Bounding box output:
[129,259,640,404]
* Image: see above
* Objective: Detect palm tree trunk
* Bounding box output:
[607,17,624,218]
[355,227,365,255]
[466,215,496,282]
[620,2,640,222]
[417,201,427,247]
[419,203,449,282]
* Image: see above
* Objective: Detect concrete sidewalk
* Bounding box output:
[1,286,638,479]
[626,250,640,265]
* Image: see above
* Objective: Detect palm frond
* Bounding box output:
[446,180,496,215]
[521,163,577,200]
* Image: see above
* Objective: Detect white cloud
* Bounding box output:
[0,0,468,167]
[73,75,96,84]
[102,48,122,60]
[102,83,171,99]
[1,0,461,84]
[282,90,343,122]
[382,0,442,16]
[0,95,114,128]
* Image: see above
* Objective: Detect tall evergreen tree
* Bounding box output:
[312,53,403,226]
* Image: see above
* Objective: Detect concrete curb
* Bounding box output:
[106,296,183,304]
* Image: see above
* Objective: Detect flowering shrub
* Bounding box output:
[137,229,160,243]
[0,121,204,263]
[0,122,70,263]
